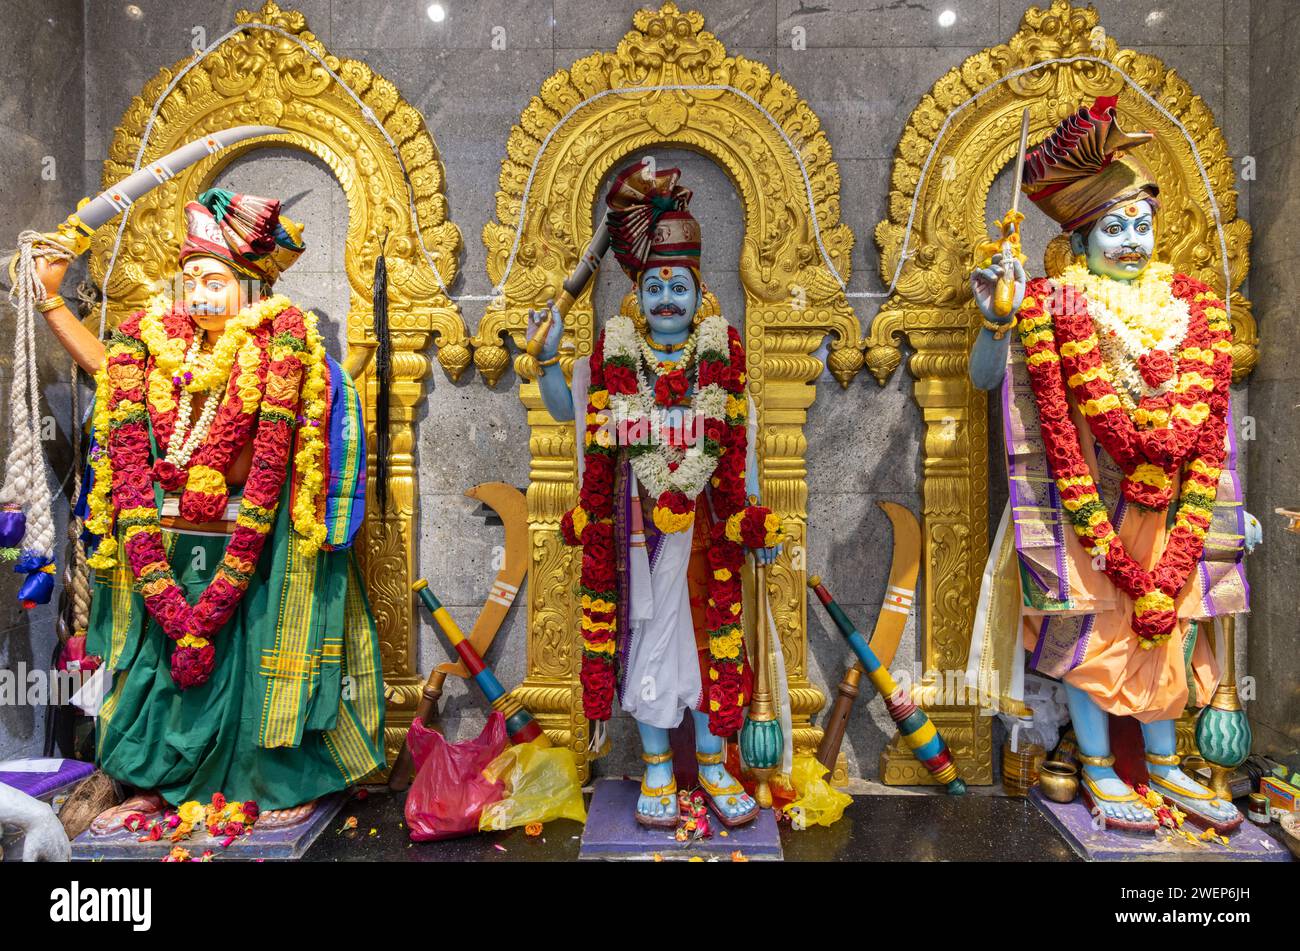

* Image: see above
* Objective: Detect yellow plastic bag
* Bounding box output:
[477,743,588,832]
[781,754,852,829]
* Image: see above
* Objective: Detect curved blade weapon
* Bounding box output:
[17,126,288,261]
[815,501,920,774]
[388,482,529,790]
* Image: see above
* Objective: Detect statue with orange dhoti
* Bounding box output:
[967,97,1257,835]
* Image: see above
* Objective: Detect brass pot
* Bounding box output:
[1037,760,1079,804]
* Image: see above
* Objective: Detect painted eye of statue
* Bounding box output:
[672,283,687,293]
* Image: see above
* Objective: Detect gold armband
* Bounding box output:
[36,295,66,314]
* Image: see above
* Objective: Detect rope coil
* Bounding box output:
[1,232,66,606]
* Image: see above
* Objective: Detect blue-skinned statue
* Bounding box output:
[526,162,784,828]
[966,97,1257,835]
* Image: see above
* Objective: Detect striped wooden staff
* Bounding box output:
[808,575,966,795]
[413,578,549,748]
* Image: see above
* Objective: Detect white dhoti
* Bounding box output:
[619,502,702,729]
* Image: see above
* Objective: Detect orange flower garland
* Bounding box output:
[87,299,327,688]
[1015,274,1232,648]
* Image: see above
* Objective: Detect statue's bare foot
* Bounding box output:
[257,799,318,830]
[697,753,758,828]
[636,753,679,829]
[90,792,165,836]
[1145,763,1243,834]
[1079,766,1157,833]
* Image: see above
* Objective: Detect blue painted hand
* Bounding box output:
[525,300,563,360]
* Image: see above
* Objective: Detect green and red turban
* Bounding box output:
[179,187,305,285]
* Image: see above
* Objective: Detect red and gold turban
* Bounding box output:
[1024,96,1159,233]
[605,161,701,282]
[179,188,305,285]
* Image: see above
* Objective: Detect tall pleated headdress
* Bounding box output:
[605,160,701,281]
[1024,96,1160,233]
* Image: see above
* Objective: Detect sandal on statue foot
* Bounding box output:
[1078,755,1157,834]
[635,750,678,829]
[696,750,758,828]
[1144,753,1243,835]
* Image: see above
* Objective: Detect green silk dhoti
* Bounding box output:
[86,482,386,811]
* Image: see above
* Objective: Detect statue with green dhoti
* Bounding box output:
[30,188,385,831]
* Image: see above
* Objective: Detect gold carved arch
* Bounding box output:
[866,0,1254,785]
[474,2,861,778]
[87,1,468,766]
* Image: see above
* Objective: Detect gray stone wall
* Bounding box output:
[0,0,1270,777]
[1246,0,1299,758]
[0,0,84,762]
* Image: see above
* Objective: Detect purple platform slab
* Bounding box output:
[0,758,95,800]
[1030,788,1291,862]
[579,778,782,861]
[71,792,345,862]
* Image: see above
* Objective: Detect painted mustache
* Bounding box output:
[651,303,687,317]
[1105,247,1148,264]
[188,302,229,316]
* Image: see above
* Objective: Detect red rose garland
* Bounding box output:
[97,306,308,688]
[1046,272,1231,509]
[1016,275,1232,648]
[560,321,780,735]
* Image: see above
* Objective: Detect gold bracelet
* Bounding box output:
[36,295,65,313]
[537,354,562,368]
[981,316,1013,339]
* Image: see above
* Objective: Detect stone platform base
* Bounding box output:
[578,778,782,861]
[1030,788,1291,862]
[71,792,345,861]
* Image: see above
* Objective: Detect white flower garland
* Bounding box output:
[605,313,731,500]
[1060,262,1190,404]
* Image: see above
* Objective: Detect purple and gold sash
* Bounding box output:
[1001,332,1248,679]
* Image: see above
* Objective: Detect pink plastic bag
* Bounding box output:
[404,711,508,841]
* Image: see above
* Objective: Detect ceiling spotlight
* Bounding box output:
[426,3,447,23]
[124,4,143,19]
[1146,9,1166,26]
[938,9,957,27]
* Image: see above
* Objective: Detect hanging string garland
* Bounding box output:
[1,232,62,607]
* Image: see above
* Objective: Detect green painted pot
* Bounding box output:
[740,716,782,771]
[1195,705,1251,769]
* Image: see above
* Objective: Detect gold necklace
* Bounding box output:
[641,331,688,353]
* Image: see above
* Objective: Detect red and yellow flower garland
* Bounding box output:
[86,299,328,688]
[560,320,782,735]
[1016,274,1232,648]
[1045,267,1231,510]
